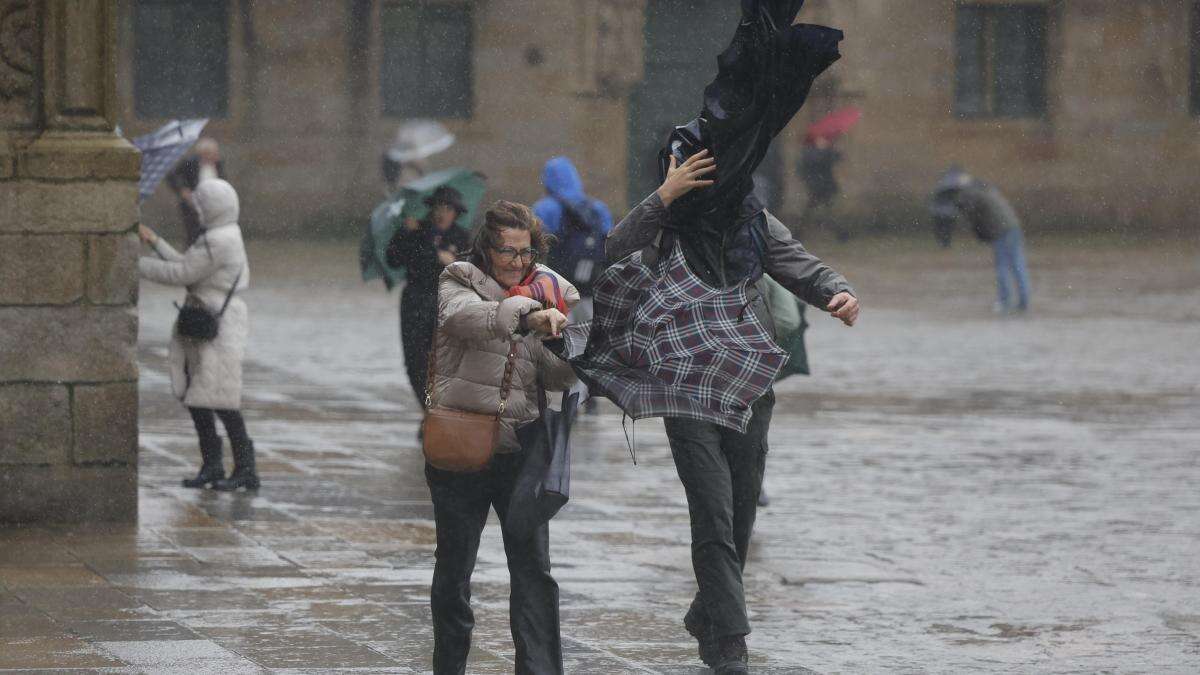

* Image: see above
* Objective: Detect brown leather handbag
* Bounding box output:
[421,331,519,473]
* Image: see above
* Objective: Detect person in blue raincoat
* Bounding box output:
[533,157,613,323]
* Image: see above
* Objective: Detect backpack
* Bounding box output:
[550,198,609,296]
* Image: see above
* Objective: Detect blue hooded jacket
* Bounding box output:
[533,157,613,237]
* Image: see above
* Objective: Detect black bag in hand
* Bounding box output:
[507,385,579,541]
[174,269,242,342]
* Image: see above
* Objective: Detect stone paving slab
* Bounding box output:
[1,238,1198,672]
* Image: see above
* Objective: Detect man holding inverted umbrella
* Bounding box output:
[566,2,861,672]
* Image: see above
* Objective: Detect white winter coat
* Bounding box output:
[139,179,250,410]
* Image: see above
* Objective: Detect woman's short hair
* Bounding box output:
[468,200,554,272]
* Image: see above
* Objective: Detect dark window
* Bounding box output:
[133,1,229,119]
[381,1,474,118]
[1191,2,1200,115]
[954,4,1047,119]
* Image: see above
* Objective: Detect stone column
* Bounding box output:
[0,0,140,523]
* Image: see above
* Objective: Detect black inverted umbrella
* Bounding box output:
[662,0,844,218]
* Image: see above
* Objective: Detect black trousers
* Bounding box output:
[188,407,251,466]
[663,390,774,640]
[426,454,563,675]
[401,288,437,409]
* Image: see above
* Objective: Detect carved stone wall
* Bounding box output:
[0,0,140,523]
[0,1,36,127]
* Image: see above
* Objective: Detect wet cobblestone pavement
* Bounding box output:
[3,237,1199,673]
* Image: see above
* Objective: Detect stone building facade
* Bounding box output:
[803,0,1200,234]
[1,1,141,523]
[119,0,647,238]
[117,1,1200,237]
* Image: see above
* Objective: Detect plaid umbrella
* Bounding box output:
[130,119,209,203]
[558,241,787,433]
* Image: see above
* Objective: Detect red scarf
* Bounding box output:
[505,269,568,314]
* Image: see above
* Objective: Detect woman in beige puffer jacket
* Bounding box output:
[424,200,577,675]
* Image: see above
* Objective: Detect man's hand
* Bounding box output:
[404,217,420,232]
[138,224,158,246]
[526,309,568,338]
[178,187,193,203]
[436,250,456,267]
[656,149,716,208]
[827,292,860,326]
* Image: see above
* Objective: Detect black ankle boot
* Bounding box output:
[684,609,719,667]
[182,463,225,489]
[214,438,259,491]
[182,438,224,488]
[712,635,749,674]
[213,466,260,491]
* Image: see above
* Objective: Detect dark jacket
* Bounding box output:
[606,191,854,312]
[930,181,1022,244]
[167,156,226,193]
[386,221,471,295]
[799,145,841,203]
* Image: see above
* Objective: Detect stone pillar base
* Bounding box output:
[0,0,140,524]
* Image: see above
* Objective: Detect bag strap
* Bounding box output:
[425,321,520,418]
[495,341,519,416]
[216,267,243,317]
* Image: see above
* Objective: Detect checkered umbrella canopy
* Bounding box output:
[130,119,208,203]
[558,241,787,433]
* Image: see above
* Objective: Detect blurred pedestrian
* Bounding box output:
[533,156,613,324]
[424,201,578,674]
[386,186,471,410]
[534,156,613,413]
[798,134,848,242]
[382,154,427,196]
[138,179,260,491]
[167,138,225,247]
[930,167,1031,314]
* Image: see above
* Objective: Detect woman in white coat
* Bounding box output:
[138,179,259,491]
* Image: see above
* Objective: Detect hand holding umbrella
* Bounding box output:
[130,119,209,203]
[526,309,568,339]
[656,149,716,208]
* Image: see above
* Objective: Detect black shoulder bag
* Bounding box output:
[174,269,242,342]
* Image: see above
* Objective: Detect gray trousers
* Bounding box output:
[663,390,774,640]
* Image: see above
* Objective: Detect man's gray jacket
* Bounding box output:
[606,192,855,322]
[930,181,1022,243]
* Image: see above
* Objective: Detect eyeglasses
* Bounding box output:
[492,246,537,263]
